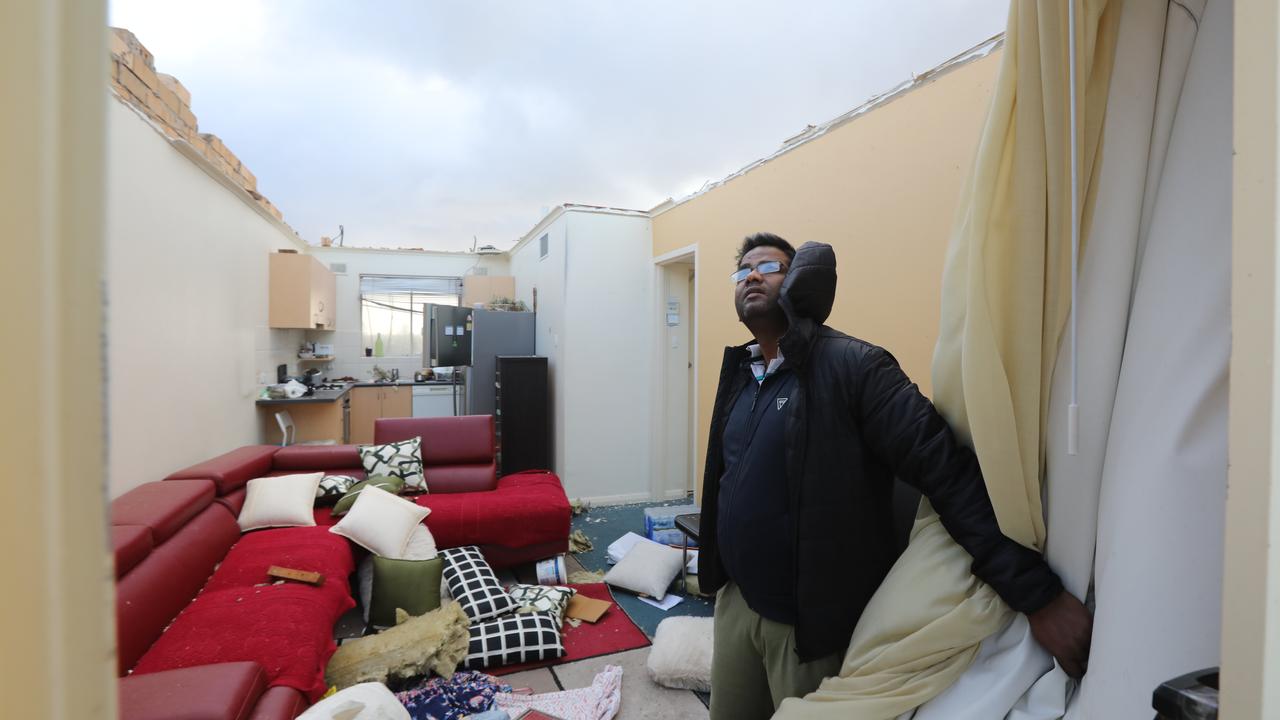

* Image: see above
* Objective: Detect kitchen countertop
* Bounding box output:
[255,379,460,406]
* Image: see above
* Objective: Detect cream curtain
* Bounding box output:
[773,2,1121,718]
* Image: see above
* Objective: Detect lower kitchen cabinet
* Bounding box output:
[348,385,412,444]
[260,402,344,445]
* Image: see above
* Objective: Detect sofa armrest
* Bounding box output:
[166,446,279,496]
[119,661,267,720]
[247,686,308,720]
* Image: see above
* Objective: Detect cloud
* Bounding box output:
[108,0,1008,250]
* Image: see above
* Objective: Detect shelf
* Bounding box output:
[297,356,335,363]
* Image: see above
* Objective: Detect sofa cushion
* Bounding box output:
[423,463,498,494]
[247,686,308,720]
[375,415,494,466]
[272,444,362,473]
[116,505,241,675]
[419,471,570,551]
[359,437,426,491]
[113,525,153,579]
[132,583,354,703]
[216,487,248,517]
[112,480,216,544]
[118,661,267,720]
[201,526,355,596]
[166,446,279,496]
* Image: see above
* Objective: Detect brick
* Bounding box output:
[157,83,182,115]
[117,66,149,105]
[158,73,190,106]
[178,105,198,133]
[108,29,130,58]
[237,163,257,192]
[132,60,160,93]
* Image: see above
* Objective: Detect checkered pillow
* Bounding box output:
[359,437,426,492]
[441,546,517,622]
[507,584,576,624]
[463,611,564,670]
[315,474,359,504]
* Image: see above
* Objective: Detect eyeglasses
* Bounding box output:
[730,260,787,283]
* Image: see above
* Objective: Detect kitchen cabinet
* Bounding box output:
[260,402,344,445]
[269,251,337,330]
[348,385,412,444]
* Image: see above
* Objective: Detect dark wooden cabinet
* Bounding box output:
[495,356,549,475]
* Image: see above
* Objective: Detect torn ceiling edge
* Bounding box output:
[508,202,651,255]
[108,90,310,252]
[649,32,1005,217]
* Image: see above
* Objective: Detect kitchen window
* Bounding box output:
[360,274,462,357]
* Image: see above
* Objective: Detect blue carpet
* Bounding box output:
[571,500,715,638]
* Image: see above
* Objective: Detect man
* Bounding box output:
[700,233,1092,719]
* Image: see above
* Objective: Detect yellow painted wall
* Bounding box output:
[653,50,1001,495]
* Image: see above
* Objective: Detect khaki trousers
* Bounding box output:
[709,582,843,720]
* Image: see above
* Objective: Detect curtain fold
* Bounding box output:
[774,2,1120,718]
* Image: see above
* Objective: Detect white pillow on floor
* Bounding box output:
[647,615,714,692]
[603,540,684,600]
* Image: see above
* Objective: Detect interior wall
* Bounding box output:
[106,97,308,497]
[307,246,508,381]
[651,50,1001,498]
[559,211,655,502]
[510,215,569,476]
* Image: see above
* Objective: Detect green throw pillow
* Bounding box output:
[370,556,443,627]
[332,475,404,516]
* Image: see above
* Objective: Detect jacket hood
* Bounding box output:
[778,242,837,364]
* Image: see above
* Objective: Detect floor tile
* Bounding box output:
[552,647,708,720]
[502,667,561,694]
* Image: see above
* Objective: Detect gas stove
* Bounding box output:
[312,383,350,392]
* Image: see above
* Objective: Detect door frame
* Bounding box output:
[650,244,699,500]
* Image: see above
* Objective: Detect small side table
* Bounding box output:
[674,513,700,593]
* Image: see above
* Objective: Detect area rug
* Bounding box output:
[488,582,651,676]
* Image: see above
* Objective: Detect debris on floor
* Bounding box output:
[570,498,591,516]
[325,602,470,689]
[568,569,607,585]
[569,529,594,554]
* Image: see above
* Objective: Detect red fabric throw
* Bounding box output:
[132,583,353,703]
[488,583,652,676]
[313,470,571,552]
[203,526,355,595]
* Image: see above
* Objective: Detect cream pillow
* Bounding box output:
[603,540,685,600]
[646,616,714,692]
[238,472,325,532]
[329,484,431,558]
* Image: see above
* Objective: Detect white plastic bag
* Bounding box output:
[298,682,409,720]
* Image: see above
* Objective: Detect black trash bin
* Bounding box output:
[1153,667,1218,719]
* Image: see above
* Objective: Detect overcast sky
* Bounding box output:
[108,1,1009,251]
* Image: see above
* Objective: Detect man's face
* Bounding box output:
[733,246,790,323]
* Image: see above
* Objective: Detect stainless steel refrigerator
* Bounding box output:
[424,307,535,415]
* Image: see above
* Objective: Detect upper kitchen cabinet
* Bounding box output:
[269,251,337,330]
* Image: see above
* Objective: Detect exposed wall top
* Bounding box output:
[108,27,289,228]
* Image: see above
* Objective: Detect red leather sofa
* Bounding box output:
[166,415,572,568]
[111,414,569,719]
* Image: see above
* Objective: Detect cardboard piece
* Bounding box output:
[565,594,612,624]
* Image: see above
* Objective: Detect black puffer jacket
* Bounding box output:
[698,242,1063,662]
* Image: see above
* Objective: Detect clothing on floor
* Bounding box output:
[493,664,623,720]
[710,582,841,720]
[396,670,511,720]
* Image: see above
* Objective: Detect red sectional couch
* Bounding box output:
[112,414,570,720]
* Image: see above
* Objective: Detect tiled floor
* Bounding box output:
[505,648,709,719]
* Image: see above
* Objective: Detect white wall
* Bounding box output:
[510,216,569,473]
[508,209,656,502]
[307,246,508,380]
[657,260,695,499]
[106,98,306,497]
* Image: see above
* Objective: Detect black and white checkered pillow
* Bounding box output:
[441,546,517,622]
[463,611,564,669]
[315,474,359,503]
[359,437,426,492]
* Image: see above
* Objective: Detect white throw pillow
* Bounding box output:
[238,472,325,532]
[329,484,430,558]
[298,681,410,720]
[647,616,714,692]
[603,540,685,600]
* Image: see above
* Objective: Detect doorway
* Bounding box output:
[652,246,698,500]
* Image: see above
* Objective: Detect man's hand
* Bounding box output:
[1027,590,1092,678]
